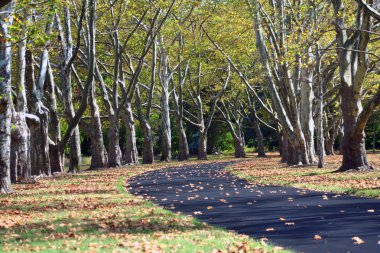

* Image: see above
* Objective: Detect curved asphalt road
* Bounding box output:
[126,162,380,253]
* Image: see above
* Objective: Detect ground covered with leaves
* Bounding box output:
[229,153,380,198]
[0,159,283,253]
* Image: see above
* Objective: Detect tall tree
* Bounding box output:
[0,1,14,193]
[332,0,380,171]
[56,5,83,172]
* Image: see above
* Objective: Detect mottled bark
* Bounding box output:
[10,113,31,182]
[46,62,64,173]
[158,36,172,161]
[0,2,14,193]
[123,102,138,164]
[160,87,171,161]
[333,0,379,171]
[108,114,121,167]
[11,21,32,181]
[89,86,108,169]
[30,102,50,176]
[300,52,317,164]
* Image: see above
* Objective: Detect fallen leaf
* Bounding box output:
[207,206,213,210]
[314,235,322,240]
[266,228,275,231]
[352,237,365,244]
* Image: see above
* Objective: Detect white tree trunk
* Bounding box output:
[0,1,14,193]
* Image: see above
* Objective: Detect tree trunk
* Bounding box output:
[0,2,14,193]
[141,121,154,164]
[339,128,372,171]
[198,131,208,160]
[89,87,108,169]
[316,47,324,168]
[108,113,122,167]
[250,109,266,157]
[10,113,31,182]
[11,21,32,182]
[177,120,189,161]
[30,102,51,176]
[158,37,172,162]
[61,73,82,173]
[325,117,340,155]
[233,136,246,158]
[160,88,171,161]
[281,132,290,163]
[325,134,335,155]
[333,0,374,171]
[59,6,82,173]
[46,62,64,173]
[95,63,121,167]
[300,61,317,164]
[123,102,139,164]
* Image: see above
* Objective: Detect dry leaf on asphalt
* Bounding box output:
[352,237,365,244]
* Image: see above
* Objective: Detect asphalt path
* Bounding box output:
[126,162,380,253]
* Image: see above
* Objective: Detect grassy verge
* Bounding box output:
[228,153,380,198]
[1,159,289,253]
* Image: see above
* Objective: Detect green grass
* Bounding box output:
[1,159,291,252]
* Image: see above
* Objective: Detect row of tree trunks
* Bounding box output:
[250,0,317,165]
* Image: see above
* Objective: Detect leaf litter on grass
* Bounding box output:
[0,159,289,253]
